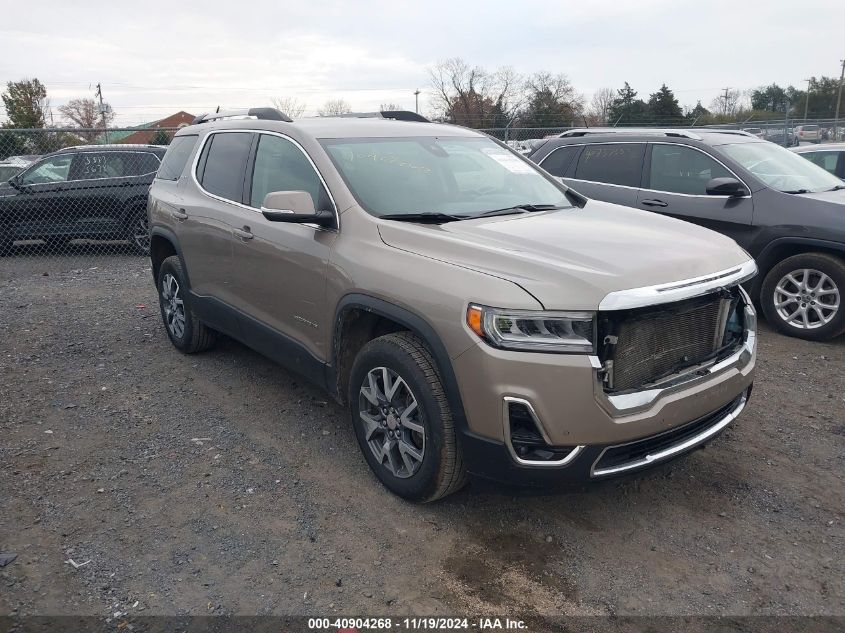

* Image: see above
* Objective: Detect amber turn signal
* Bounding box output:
[466,305,484,338]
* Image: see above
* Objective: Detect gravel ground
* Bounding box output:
[0,254,843,624]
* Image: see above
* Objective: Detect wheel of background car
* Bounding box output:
[760,252,845,341]
[347,331,466,502]
[127,209,151,255]
[156,255,217,353]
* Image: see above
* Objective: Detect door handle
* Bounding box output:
[640,199,668,208]
[233,227,254,240]
[170,208,188,221]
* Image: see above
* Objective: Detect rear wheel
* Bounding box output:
[157,255,216,353]
[127,209,151,255]
[760,252,845,341]
[348,332,466,502]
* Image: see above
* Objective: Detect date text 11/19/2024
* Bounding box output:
[307,617,528,630]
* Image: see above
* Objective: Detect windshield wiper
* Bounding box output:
[379,212,467,223]
[783,189,811,194]
[472,203,566,218]
[827,185,845,192]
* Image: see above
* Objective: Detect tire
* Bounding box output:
[348,332,467,502]
[156,255,217,353]
[760,252,845,341]
[127,208,151,255]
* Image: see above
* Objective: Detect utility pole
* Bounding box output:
[802,78,812,122]
[414,89,420,114]
[721,87,731,116]
[834,59,845,141]
[95,83,109,143]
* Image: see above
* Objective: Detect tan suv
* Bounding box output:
[147,107,757,501]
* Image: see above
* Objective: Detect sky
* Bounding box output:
[1,0,843,127]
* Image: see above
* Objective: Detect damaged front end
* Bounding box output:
[596,285,754,397]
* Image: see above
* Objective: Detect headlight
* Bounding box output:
[466,304,595,353]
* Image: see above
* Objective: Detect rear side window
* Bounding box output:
[540,145,580,177]
[249,134,331,210]
[199,132,253,202]
[647,144,732,195]
[156,135,198,181]
[574,143,645,187]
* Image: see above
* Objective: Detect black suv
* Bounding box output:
[527,129,845,340]
[0,144,165,255]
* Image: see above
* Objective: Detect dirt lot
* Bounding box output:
[1,253,843,623]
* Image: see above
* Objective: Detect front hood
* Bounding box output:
[377,200,752,310]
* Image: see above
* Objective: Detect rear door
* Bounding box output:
[562,142,645,206]
[637,142,754,246]
[178,130,255,308]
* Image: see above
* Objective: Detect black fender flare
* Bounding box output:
[149,226,191,289]
[120,195,150,226]
[331,293,469,434]
[755,237,845,282]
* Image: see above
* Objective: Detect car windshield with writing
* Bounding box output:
[321,137,570,218]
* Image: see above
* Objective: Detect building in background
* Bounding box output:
[102,111,195,144]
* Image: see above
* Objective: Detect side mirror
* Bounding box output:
[706,177,747,197]
[260,191,334,227]
[8,175,22,190]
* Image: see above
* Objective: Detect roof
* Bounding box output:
[179,116,481,140]
[55,143,166,153]
[791,143,845,153]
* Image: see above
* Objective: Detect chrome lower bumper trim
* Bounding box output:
[502,396,585,468]
[590,390,748,477]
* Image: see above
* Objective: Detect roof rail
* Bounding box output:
[558,128,703,140]
[191,107,293,125]
[330,110,430,123]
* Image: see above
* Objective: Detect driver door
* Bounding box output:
[9,153,75,240]
[637,143,754,246]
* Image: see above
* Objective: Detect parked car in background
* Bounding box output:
[0,144,164,255]
[742,127,764,138]
[794,124,821,143]
[527,128,845,340]
[146,108,757,501]
[792,143,845,179]
[762,127,797,146]
[0,155,39,182]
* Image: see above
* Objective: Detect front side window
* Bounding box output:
[720,141,843,193]
[157,135,197,180]
[321,136,569,217]
[574,143,645,187]
[199,132,253,202]
[801,151,839,176]
[20,154,73,185]
[540,145,580,177]
[648,144,733,195]
[250,134,331,210]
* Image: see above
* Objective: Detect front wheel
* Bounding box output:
[760,253,845,341]
[348,332,466,502]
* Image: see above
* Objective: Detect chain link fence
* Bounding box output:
[0,127,177,258]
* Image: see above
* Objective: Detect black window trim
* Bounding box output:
[542,140,751,198]
[190,129,339,231]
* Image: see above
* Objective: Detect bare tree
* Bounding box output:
[58,98,115,141]
[380,103,403,111]
[271,96,307,118]
[588,87,615,125]
[428,57,523,127]
[520,72,583,127]
[709,88,747,117]
[318,99,352,116]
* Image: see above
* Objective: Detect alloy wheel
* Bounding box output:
[774,268,840,329]
[161,273,186,339]
[132,215,151,252]
[358,366,425,479]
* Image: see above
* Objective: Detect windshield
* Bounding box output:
[720,142,843,193]
[320,136,570,217]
